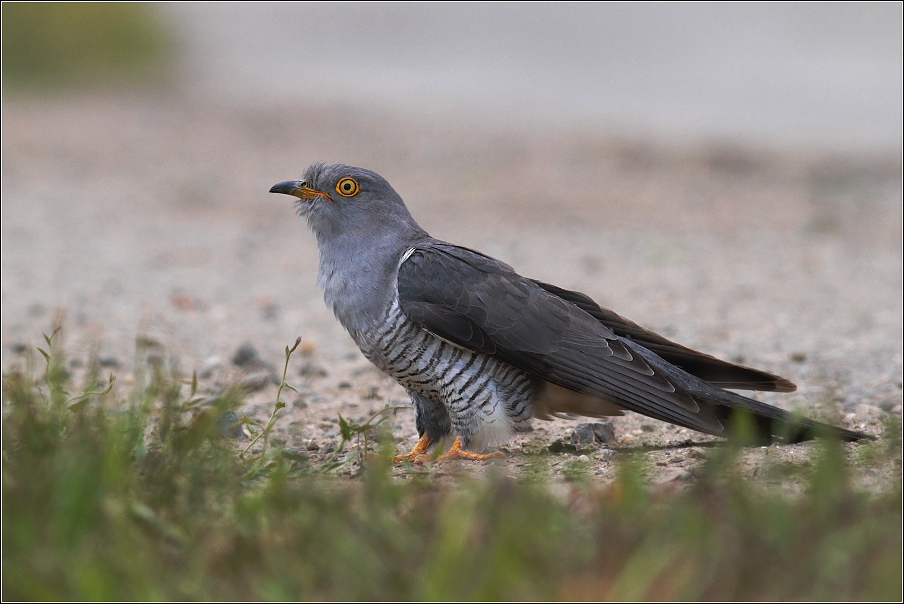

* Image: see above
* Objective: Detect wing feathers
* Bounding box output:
[531,279,797,392]
[398,245,728,434]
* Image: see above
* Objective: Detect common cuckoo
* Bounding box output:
[270,163,867,461]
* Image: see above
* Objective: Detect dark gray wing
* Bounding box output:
[397,243,726,435]
[530,280,797,392]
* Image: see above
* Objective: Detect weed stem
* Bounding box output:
[241,337,301,457]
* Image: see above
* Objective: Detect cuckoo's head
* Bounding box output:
[270,163,421,241]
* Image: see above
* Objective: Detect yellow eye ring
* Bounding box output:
[335,177,359,197]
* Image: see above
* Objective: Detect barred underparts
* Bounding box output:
[355,286,535,451]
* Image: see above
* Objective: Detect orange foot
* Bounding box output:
[392,434,432,463]
[436,437,505,461]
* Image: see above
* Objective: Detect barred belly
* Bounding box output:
[354,298,536,449]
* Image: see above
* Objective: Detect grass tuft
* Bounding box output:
[2,331,901,600]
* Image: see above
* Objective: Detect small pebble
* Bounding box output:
[232,342,262,367]
[170,292,201,311]
[789,351,807,363]
[654,468,693,484]
[240,371,273,392]
[570,423,595,445]
[260,302,279,321]
[97,354,120,368]
[570,421,616,445]
[199,356,222,379]
[548,439,576,453]
[299,362,327,378]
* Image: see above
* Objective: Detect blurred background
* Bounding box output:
[170,2,903,149]
[2,3,902,436]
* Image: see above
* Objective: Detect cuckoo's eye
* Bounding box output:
[335,177,360,197]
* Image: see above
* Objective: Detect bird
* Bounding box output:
[270,163,868,461]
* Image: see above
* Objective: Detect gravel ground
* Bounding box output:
[2,93,901,486]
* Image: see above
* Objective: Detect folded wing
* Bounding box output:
[397,243,727,435]
[529,280,797,392]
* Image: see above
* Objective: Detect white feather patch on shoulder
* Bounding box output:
[399,246,417,266]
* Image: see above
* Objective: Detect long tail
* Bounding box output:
[707,388,869,444]
[626,339,870,444]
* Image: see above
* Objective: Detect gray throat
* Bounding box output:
[315,226,427,337]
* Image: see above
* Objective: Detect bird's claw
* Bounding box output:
[392,434,432,463]
[393,435,505,463]
[435,437,505,461]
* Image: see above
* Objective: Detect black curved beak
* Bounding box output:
[269,180,332,201]
[269,180,304,196]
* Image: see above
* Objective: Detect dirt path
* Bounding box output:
[2,94,901,485]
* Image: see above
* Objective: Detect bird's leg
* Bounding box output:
[392,434,433,463]
[436,436,505,461]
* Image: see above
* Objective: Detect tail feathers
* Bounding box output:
[705,389,870,444]
[623,338,871,444]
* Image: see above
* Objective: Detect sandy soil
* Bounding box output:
[2,93,901,486]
